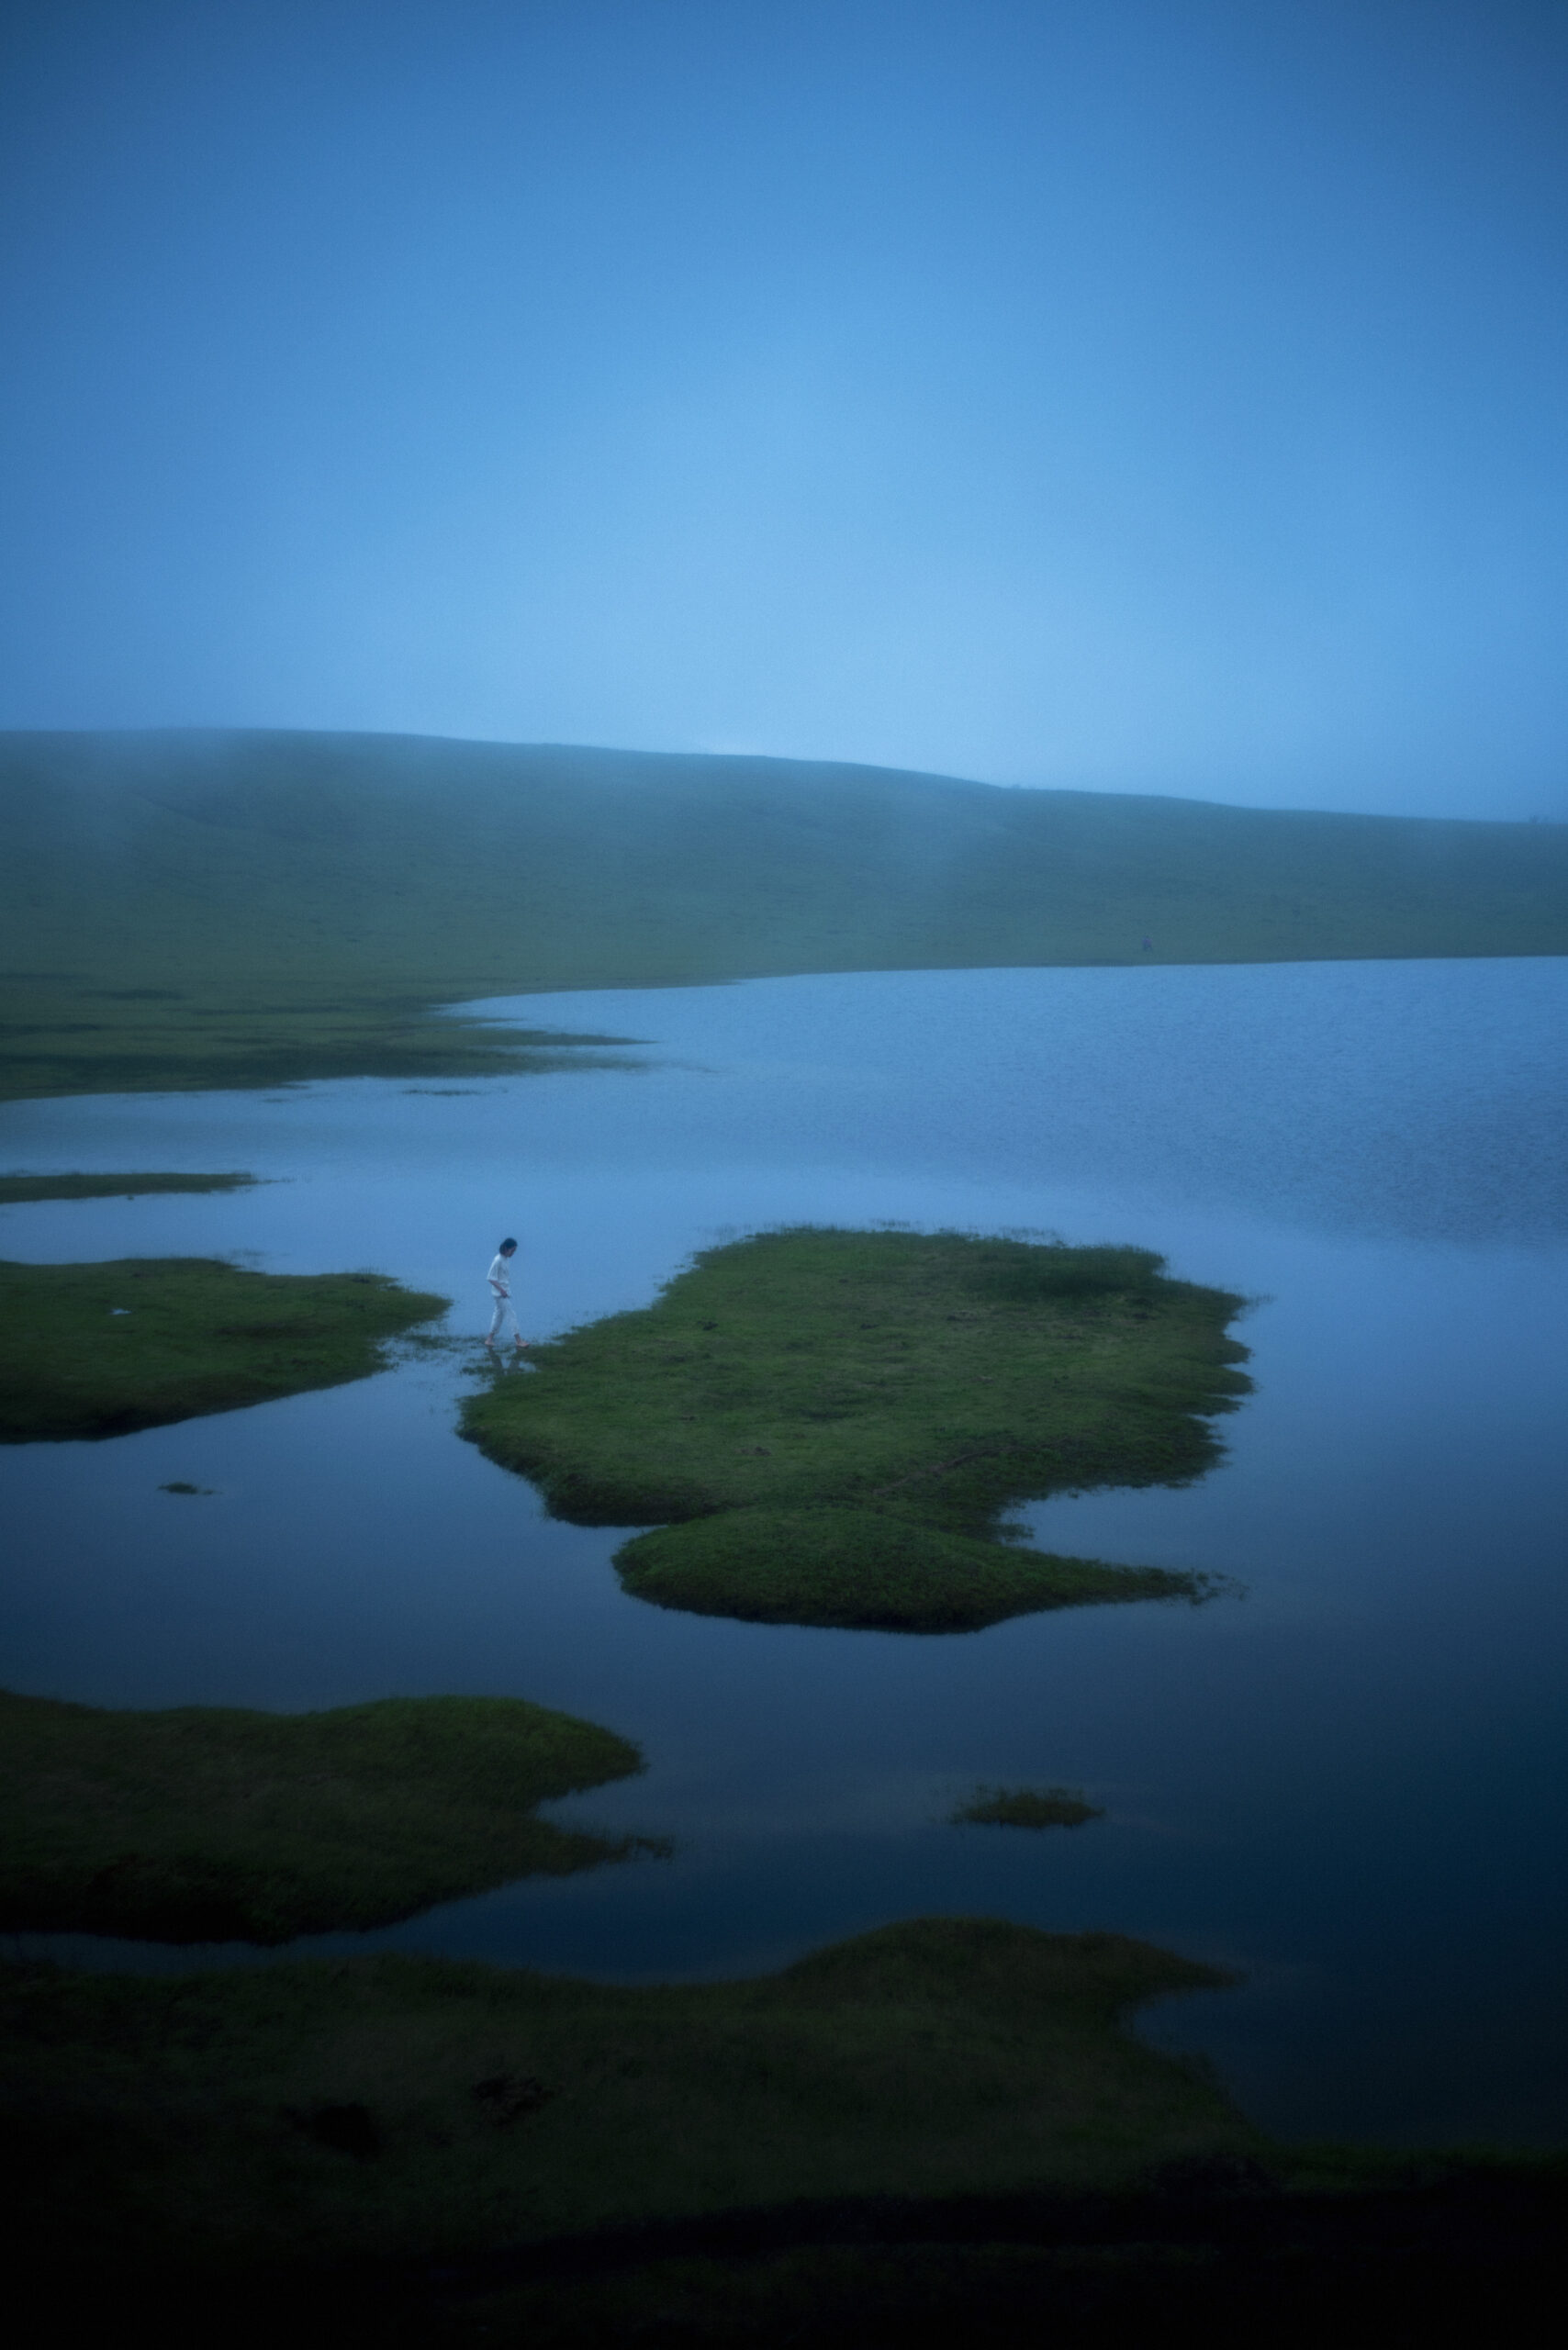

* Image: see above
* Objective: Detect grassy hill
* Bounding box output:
[3,728,1563,1098]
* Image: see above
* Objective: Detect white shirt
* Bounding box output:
[487,1252,514,1296]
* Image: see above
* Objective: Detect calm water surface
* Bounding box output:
[2,959,1564,2146]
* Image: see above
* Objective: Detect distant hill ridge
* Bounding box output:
[2,728,1563,1099]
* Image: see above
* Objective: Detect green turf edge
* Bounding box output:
[614,1507,1209,1631]
[0,1171,261,1203]
[0,1689,655,1942]
[0,1256,451,1440]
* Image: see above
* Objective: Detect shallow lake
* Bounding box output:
[2,957,1565,2147]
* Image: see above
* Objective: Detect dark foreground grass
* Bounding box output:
[0,1169,258,1203]
[11,1925,1559,2348]
[5,729,1565,1102]
[0,1689,652,1942]
[952,1786,1104,1830]
[462,1228,1248,1630]
[19,2166,1567,2350]
[0,1918,1250,2270]
[387,2159,1568,2348]
[0,1256,448,1438]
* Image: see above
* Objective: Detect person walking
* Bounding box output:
[486,1237,526,1353]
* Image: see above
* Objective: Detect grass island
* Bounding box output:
[952,1785,1105,1830]
[0,1170,260,1205]
[0,1255,448,1439]
[0,1688,655,1942]
[462,1226,1249,1631]
[1,1916,1251,2266]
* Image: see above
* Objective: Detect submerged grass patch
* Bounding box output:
[0,1170,259,1203]
[0,1689,652,1942]
[0,1917,1249,2267]
[952,1785,1105,1830]
[0,1255,448,1438]
[463,1227,1249,1631]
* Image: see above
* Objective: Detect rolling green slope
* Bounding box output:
[3,728,1563,1099]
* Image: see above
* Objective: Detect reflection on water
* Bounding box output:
[1,959,1565,2145]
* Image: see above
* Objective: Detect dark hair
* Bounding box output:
[499,1237,518,1251]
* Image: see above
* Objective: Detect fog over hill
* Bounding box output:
[3,729,1564,1100]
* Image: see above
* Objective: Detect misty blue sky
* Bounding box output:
[1,0,1564,816]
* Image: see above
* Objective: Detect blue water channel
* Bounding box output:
[2,957,1565,2147]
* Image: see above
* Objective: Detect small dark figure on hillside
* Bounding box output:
[486,1238,526,1354]
[1141,934,1152,951]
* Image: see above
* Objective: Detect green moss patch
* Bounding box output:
[463,1227,1248,1630]
[952,1785,1105,1830]
[0,1256,449,1439]
[0,1688,653,1942]
[0,1917,1250,2266]
[0,1170,259,1204]
[619,1507,1190,1632]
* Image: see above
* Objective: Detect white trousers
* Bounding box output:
[487,1293,521,1345]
